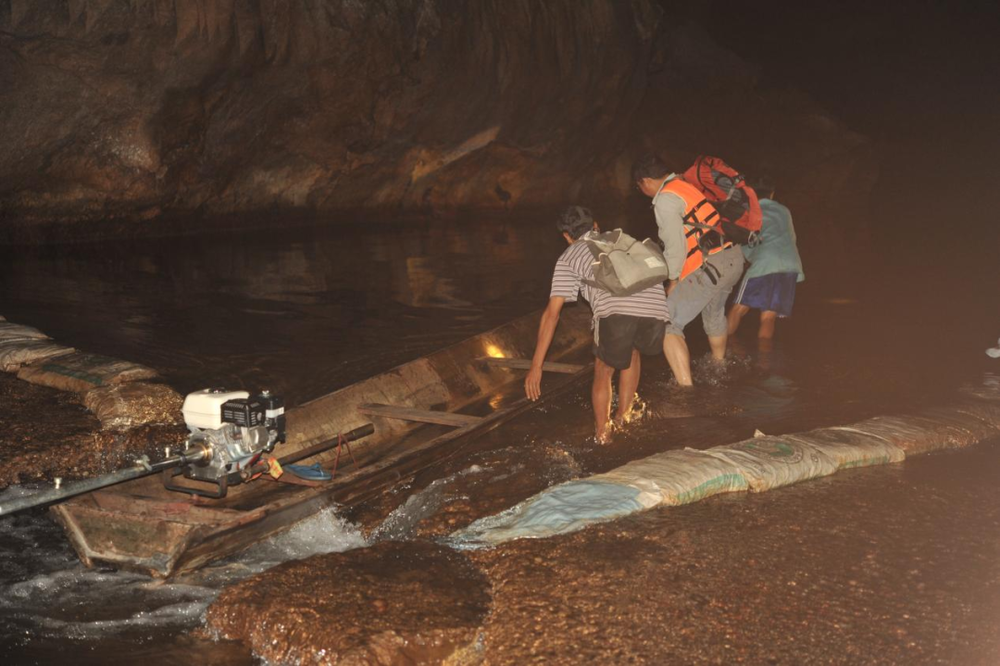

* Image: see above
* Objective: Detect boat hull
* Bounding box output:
[50,306,594,577]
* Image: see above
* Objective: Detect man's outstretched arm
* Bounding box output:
[525,296,566,401]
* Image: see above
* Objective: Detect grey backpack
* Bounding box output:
[583,229,670,296]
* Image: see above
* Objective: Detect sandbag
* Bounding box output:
[83,382,184,430]
[18,352,158,393]
[921,407,1000,443]
[0,320,49,343]
[850,410,996,455]
[592,448,748,506]
[452,480,654,546]
[704,436,837,492]
[0,339,75,372]
[951,401,1000,431]
[784,427,905,469]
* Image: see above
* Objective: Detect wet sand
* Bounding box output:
[206,540,490,664]
[470,440,1000,664]
[203,436,1000,664]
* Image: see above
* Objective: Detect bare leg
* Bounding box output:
[758,310,778,340]
[727,303,750,336]
[615,350,641,424]
[592,357,615,442]
[708,333,728,362]
[663,334,693,387]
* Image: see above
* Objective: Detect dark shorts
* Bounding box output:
[594,315,666,370]
[734,272,798,317]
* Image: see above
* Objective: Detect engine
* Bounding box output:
[164,388,286,497]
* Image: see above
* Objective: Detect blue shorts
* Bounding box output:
[734,272,798,317]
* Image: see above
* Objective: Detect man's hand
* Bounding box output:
[525,297,565,402]
[525,364,543,401]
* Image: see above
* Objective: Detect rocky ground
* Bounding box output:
[0,0,872,257]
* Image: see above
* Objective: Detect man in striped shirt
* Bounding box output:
[525,206,670,443]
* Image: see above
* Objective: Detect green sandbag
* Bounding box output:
[784,427,905,469]
[18,352,158,394]
[704,436,838,492]
[593,448,748,506]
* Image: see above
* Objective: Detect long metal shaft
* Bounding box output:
[0,447,209,516]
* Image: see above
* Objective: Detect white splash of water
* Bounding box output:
[0,503,367,645]
[370,465,489,542]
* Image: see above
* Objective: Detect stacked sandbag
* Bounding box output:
[847,408,1000,455]
[703,435,838,492]
[0,320,47,342]
[83,383,184,430]
[953,400,1000,430]
[17,352,158,393]
[454,450,750,546]
[592,448,749,506]
[784,427,905,469]
[0,320,74,372]
[451,402,1000,547]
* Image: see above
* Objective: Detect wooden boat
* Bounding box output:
[49,306,594,578]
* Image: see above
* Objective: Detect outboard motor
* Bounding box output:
[0,388,375,516]
[163,389,286,498]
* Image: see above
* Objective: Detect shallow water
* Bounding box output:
[0,213,998,663]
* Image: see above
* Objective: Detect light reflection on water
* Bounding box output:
[0,217,560,406]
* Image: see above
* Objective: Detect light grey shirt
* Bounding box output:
[650,174,688,280]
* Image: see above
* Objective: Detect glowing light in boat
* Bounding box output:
[485,344,506,358]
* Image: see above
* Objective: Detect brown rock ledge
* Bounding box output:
[205,540,490,665]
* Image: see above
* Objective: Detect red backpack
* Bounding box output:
[683,156,762,235]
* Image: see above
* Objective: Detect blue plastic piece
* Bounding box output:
[285,463,332,481]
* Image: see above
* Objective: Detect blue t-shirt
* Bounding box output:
[742,199,805,282]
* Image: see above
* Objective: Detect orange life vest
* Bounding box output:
[659,178,731,280]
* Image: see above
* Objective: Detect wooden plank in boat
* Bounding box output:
[478,357,584,374]
[331,363,594,507]
[358,403,483,427]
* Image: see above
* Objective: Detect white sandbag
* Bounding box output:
[848,415,947,455]
[0,339,75,372]
[784,427,905,469]
[704,436,838,492]
[849,409,996,455]
[452,480,655,546]
[921,407,1000,443]
[0,320,49,343]
[452,450,748,546]
[18,352,158,393]
[592,448,748,506]
[951,401,1000,431]
[83,382,184,430]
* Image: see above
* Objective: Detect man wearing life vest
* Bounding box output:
[632,154,745,386]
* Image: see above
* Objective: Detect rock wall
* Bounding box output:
[0,0,874,248]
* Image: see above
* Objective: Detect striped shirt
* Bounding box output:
[550,233,670,322]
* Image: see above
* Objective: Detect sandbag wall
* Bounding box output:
[1,316,181,430]
[453,400,1000,545]
[0,316,186,487]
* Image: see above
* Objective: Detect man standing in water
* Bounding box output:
[525,206,669,443]
[727,177,805,348]
[632,154,745,386]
